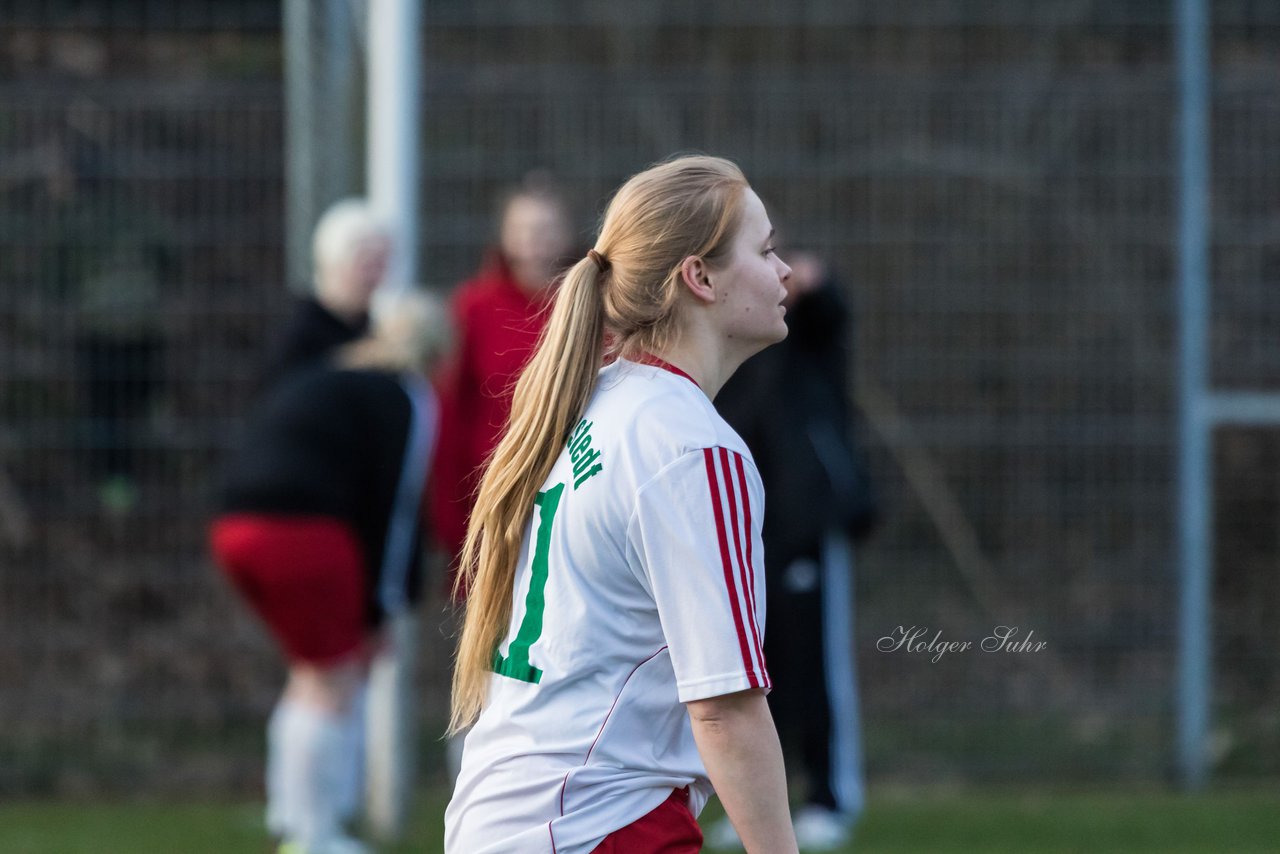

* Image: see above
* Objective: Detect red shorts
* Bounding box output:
[209,514,367,666]
[592,787,702,853]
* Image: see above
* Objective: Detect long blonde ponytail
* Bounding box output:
[450,255,604,731]
[450,155,749,732]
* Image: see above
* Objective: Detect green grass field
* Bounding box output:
[2,785,1278,853]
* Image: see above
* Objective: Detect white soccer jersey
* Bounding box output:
[445,356,771,854]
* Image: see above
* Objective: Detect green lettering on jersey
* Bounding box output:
[566,419,604,490]
[492,482,564,684]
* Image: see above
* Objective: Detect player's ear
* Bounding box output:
[678,256,715,305]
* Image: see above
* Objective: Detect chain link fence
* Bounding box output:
[0,0,1277,794]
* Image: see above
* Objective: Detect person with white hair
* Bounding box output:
[264,198,392,387]
[211,290,450,854]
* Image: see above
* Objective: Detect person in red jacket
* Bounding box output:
[429,173,575,588]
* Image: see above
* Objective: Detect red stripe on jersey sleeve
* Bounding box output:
[719,448,765,676]
[703,448,759,688]
[730,450,768,683]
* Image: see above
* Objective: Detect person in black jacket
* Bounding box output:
[211,291,449,854]
[712,252,878,852]
[263,199,392,388]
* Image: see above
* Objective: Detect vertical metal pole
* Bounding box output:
[1175,0,1211,792]
[322,0,360,202]
[367,0,422,293]
[283,0,314,291]
[284,0,360,293]
[365,4,423,841]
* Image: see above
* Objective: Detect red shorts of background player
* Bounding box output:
[209,514,367,666]
[591,787,702,853]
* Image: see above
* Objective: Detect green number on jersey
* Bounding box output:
[492,482,564,684]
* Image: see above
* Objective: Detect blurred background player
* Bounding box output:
[712,252,880,851]
[209,290,449,854]
[263,198,392,388]
[428,172,575,589]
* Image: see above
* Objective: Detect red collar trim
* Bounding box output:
[635,353,701,390]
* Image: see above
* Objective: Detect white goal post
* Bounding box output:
[284,0,424,841]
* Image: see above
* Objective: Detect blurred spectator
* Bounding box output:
[209,290,450,854]
[263,198,391,388]
[429,172,575,587]
[41,122,176,516]
[74,216,173,516]
[712,252,879,852]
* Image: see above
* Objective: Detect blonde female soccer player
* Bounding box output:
[445,155,800,854]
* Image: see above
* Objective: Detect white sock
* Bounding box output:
[266,701,289,837]
[335,681,368,824]
[265,698,346,845]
